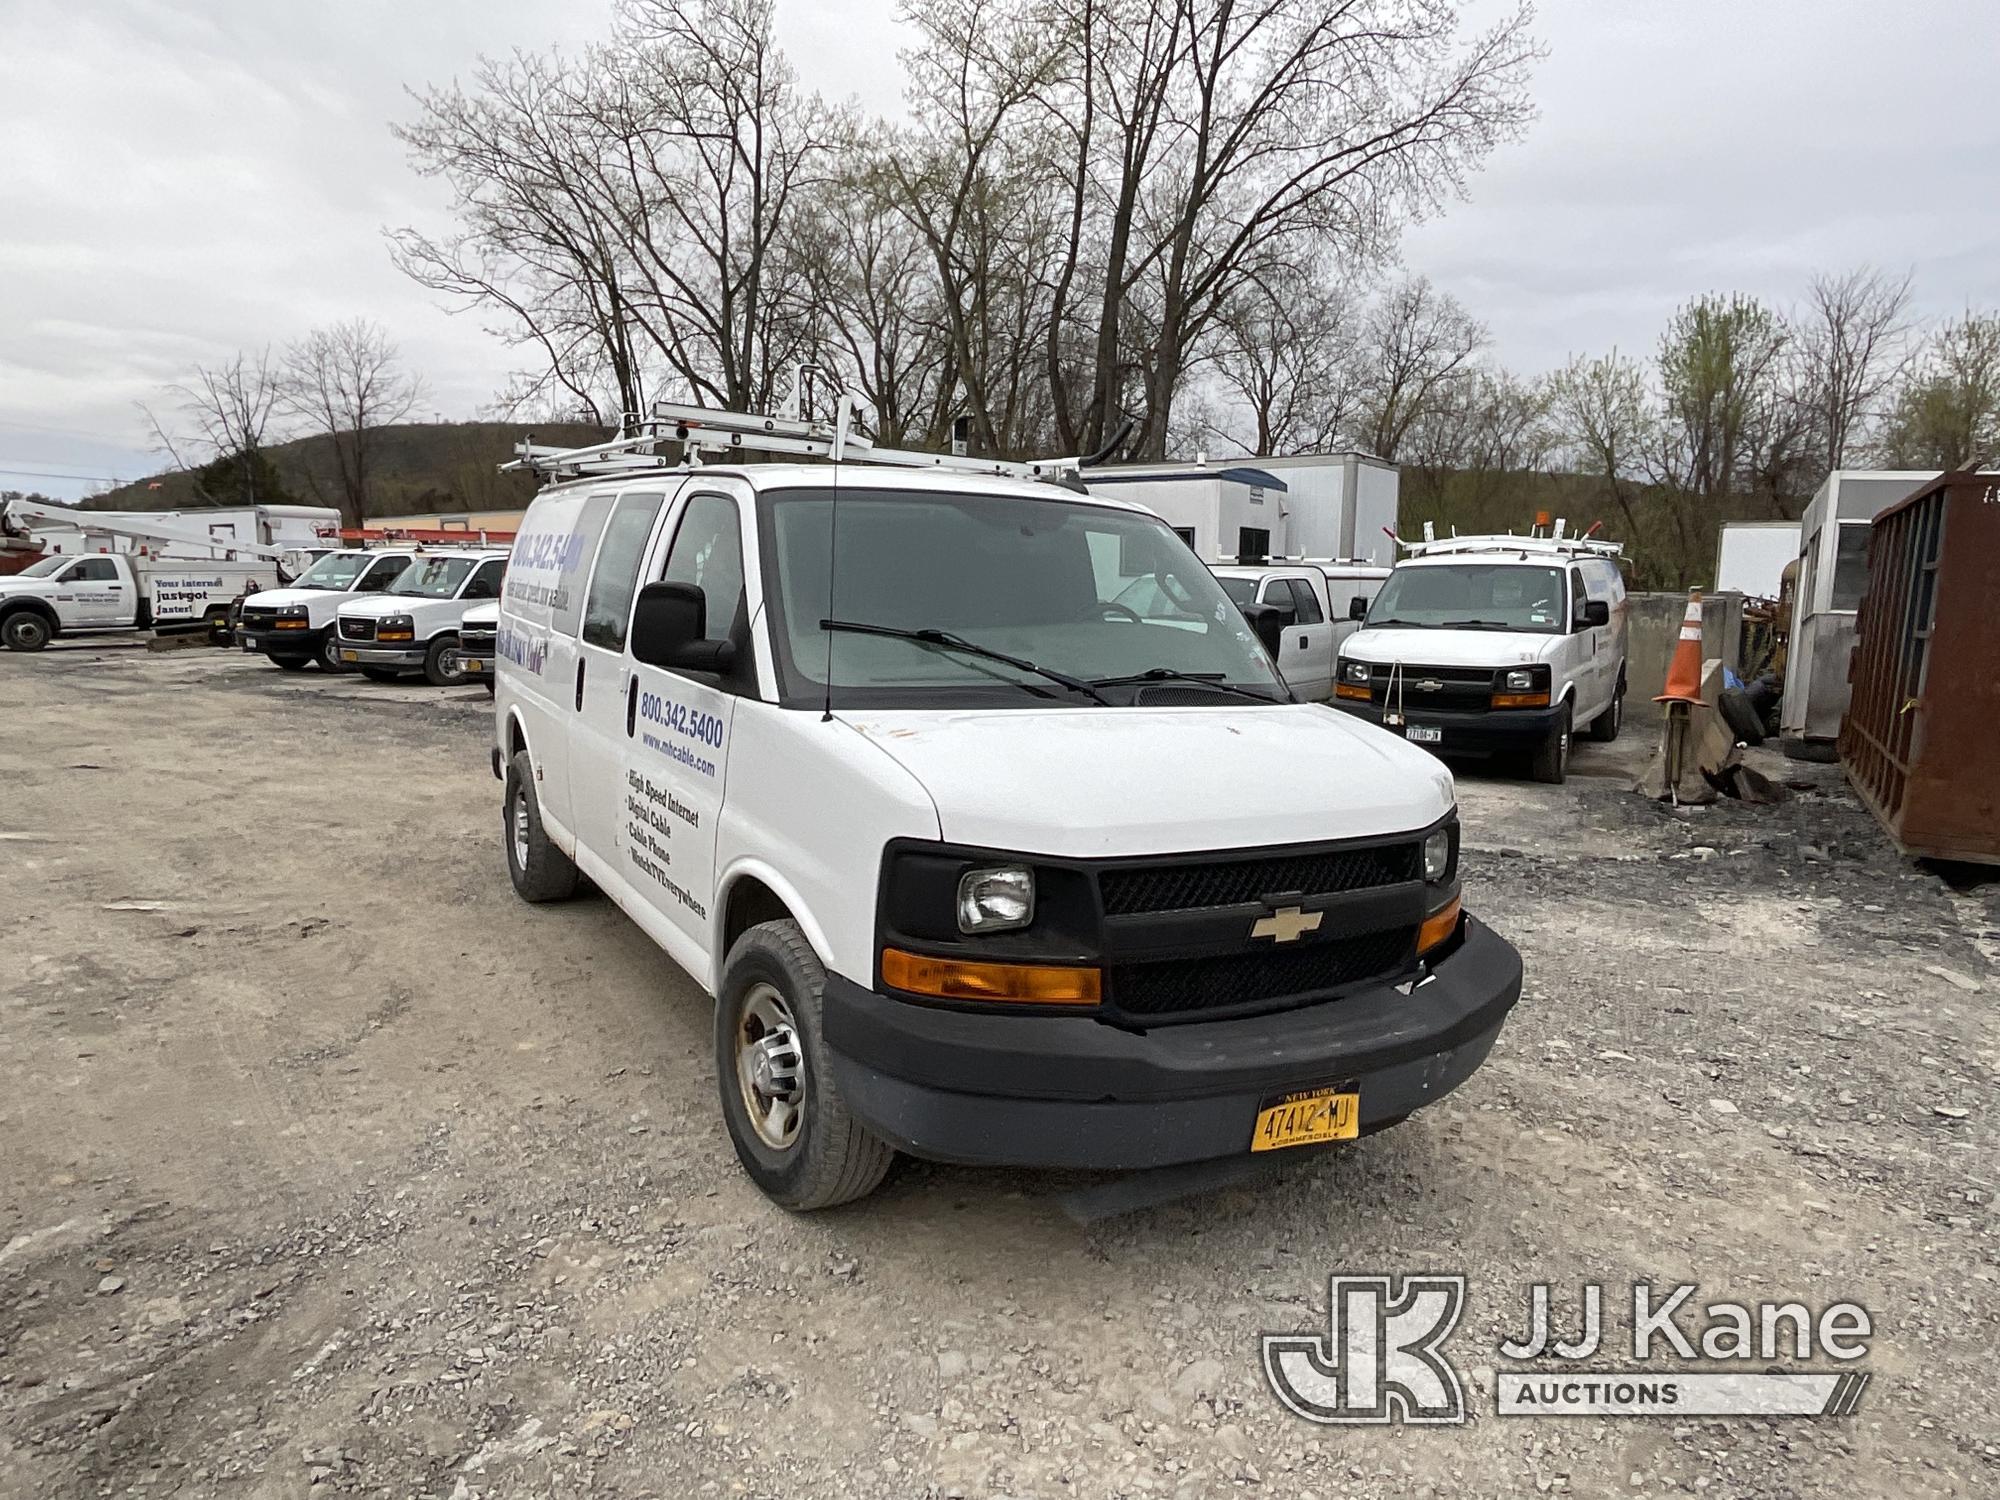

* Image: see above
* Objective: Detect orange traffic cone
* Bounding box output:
[1654,590,1706,706]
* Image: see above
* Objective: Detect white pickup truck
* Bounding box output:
[0,552,278,652]
[489,401,1522,1210]
[334,550,510,685]
[1210,562,1391,701]
[237,549,418,672]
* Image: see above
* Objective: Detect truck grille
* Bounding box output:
[1360,664,1496,713]
[1098,842,1420,915]
[240,606,281,630]
[1108,927,1415,1019]
[339,617,376,642]
[458,626,497,650]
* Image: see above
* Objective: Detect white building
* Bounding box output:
[1081,452,1399,565]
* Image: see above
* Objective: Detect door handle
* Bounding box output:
[574,659,586,711]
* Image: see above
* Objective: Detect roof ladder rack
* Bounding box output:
[504,391,1088,485]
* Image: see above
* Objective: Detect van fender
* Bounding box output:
[710,857,840,996]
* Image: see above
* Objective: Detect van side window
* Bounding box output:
[1286,578,1324,624]
[462,558,507,600]
[582,493,667,651]
[660,493,745,643]
[1570,567,1588,621]
[358,556,407,591]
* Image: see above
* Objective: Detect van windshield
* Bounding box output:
[387,557,477,598]
[292,552,377,590]
[761,488,1286,708]
[1366,563,1565,634]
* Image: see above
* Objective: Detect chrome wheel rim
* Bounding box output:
[511,791,531,871]
[735,983,804,1150]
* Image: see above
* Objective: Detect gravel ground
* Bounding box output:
[1,647,1994,1500]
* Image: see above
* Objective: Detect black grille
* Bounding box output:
[1363,664,1496,713]
[241,607,280,630]
[1109,927,1414,1019]
[1132,684,1262,706]
[339,617,376,641]
[1099,843,1420,916]
[459,627,497,649]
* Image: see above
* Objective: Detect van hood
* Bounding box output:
[1343,627,1557,668]
[243,586,329,609]
[339,594,466,623]
[841,704,1453,858]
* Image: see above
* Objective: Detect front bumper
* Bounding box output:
[337,643,425,667]
[1335,699,1563,756]
[821,914,1521,1169]
[240,626,322,658]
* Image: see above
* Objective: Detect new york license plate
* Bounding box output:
[459,658,487,674]
[340,649,359,663]
[1251,1084,1360,1152]
[1405,724,1442,744]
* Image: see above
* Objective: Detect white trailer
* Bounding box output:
[1080,452,1399,565]
[1714,520,1801,599]
[1780,471,1939,750]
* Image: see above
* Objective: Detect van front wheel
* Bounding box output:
[1529,703,1571,785]
[716,920,895,1211]
[504,750,579,902]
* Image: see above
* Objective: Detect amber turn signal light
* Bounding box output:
[1417,894,1462,956]
[881,948,1101,1006]
[1491,690,1550,709]
[1334,682,1372,701]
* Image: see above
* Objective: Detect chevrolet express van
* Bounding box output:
[492,416,1522,1209]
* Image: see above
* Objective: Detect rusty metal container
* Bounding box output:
[1839,471,2000,864]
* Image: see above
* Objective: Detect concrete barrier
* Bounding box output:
[1624,591,1743,725]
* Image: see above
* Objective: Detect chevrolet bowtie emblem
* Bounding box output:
[1415,678,1444,692]
[1251,906,1323,943]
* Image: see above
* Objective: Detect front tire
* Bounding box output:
[716,921,896,1211]
[320,633,354,673]
[2,611,53,652]
[1529,703,1572,784]
[424,634,469,687]
[503,750,579,902]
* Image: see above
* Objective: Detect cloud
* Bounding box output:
[3,0,1995,497]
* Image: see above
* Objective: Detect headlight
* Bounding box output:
[377,614,416,641]
[1423,827,1453,883]
[1342,660,1370,685]
[1503,669,1534,691]
[957,865,1034,933]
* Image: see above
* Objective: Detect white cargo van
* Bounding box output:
[1335,533,1628,784]
[237,549,418,672]
[489,402,1522,1210]
[334,549,509,685]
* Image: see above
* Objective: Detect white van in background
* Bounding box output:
[1334,533,1628,784]
[237,549,418,673]
[334,549,510,685]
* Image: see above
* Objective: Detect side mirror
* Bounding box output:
[631,580,738,673]
[1238,601,1284,658]
[1348,595,1369,621]
[1578,599,1610,628]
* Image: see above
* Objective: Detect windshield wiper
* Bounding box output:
[1437,619,1522,631]
[1087,667,1288,703]
[1367,617,1433,628]
[819,619,1110,705]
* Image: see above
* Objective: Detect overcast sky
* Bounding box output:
[3,0,1995,499]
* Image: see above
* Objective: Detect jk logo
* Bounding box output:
[1262,1275,1467,1425]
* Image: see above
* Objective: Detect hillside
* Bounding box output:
[89,421,611,519]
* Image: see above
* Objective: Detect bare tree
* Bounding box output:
[1795,266,1913,471]
[1547,349,1653,542]
[277,320,424,530]
[140,348,286,505]
[1345,276,1487,461]
[1877,309,2000,469]
[1207,263,1361,455]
